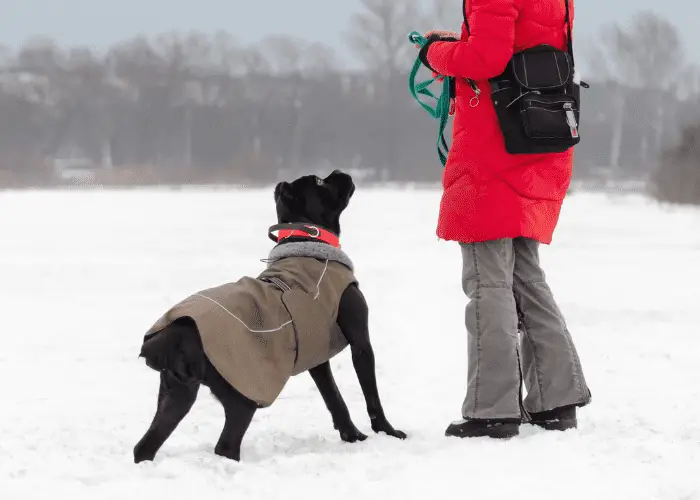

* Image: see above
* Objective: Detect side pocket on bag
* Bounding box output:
[520,95,579,141]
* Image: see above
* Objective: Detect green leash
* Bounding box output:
[407,31,454,166]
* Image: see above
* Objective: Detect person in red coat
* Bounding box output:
[419,0,591,439]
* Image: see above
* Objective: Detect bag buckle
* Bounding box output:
[564,102,578,138]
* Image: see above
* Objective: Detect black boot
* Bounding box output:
[528,405,577,431]
[445,418,520,439]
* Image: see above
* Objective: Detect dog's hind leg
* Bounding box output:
[156,373,167,409]
[309,362,367,442]
[206,365,257,461]
[337,284,407,440]
[133,371,199,463]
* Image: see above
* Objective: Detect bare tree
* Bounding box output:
[431,0,462,33]
[591,11,684,90]
[239,45,271,76]
[677,64,700,101]
[651,123,700,205]
[65,47,111,166]
[0,43,11,67]
[586,12,686,172]
[108,36,166,88]
[255,35,337,172]
[257,35,336,77]
[15,38,66,74]
[344,0,421,78]
[299,42,336,78]
[1,8,692,188]
[258,35,304,76]
[211,31,242,76]
[344,0,421,178]
[13,37,68,106]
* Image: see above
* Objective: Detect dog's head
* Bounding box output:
[274,170,355,235]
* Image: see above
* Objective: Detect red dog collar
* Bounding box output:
[268,223,340,247]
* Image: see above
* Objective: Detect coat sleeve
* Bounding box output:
[425,0,518,80]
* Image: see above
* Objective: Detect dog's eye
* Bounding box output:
[315,177,324,186]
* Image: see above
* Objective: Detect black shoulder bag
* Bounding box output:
[466,0,588,154]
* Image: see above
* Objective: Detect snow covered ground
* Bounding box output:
[1,186,699,500]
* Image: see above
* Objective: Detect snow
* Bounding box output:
[1,187,699,500]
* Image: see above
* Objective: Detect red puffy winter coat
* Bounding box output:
[426,0,576,244]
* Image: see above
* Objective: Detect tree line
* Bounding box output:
[0,1,698,203]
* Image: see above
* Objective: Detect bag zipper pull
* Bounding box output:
[563,102,579,138]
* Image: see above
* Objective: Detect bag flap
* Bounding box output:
[511,45,572,90]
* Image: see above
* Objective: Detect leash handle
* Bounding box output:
[407,31,453,166]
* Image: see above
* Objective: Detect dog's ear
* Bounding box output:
[342,181,356,205]
[274,181,294,203]
[329,171,355,208]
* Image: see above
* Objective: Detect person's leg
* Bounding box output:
[446,239,522,439]
[513,237,591,429]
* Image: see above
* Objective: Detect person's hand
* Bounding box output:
[415,30,460,48]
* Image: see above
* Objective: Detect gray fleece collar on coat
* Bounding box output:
[264,242,354,271]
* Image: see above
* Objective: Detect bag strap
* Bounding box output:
[564,0,574,66]
[462,0,575,65]
[463,2,469,34]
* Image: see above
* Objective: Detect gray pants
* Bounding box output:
[460,237,591,420]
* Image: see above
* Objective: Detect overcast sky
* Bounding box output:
[0,0,696,71]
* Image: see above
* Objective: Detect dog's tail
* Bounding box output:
[139,318,206,384]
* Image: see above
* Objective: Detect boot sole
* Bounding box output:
[530,419,577,431]
[445,422,520,439]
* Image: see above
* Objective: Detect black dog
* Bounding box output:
[133,170,406,463]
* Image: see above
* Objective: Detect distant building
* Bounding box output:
[52,147,96,184]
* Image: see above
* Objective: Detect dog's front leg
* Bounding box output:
[309,362,367,443]
[336,284,407,439]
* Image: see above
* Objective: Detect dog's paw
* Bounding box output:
[371,420,408,440]
[338,426,368,443]
[133,443,156,464]
[386,428,408,439]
